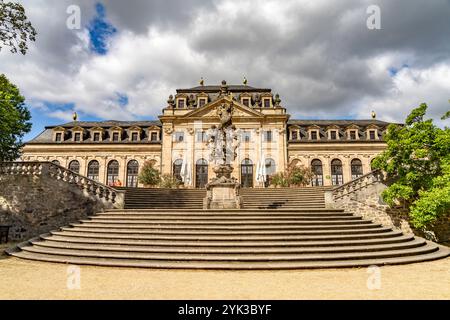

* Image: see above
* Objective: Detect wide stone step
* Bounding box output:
[49,229,404,241]
[41,233,417,247]
[11,246,449,269]
[88,215,361,221]
[32,237,427,254]
[19,243,439,261]
[71,222,380,231]
[61,226,390,236]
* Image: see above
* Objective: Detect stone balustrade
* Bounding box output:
[330,169,385,201]
[0,161,125,208]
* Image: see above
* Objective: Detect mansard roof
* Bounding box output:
[287,119,393,127]
[45,120,161,129]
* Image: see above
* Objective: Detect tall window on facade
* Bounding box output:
[55,133,62,142]
[173,159,183,182]
[127,160,139,187]
[311,159,323,186]
[263,130,272,142]
[351,159,363,180]
[242,131,251,142]
[196,130,207,142]
[107,160,120,186]
[74,132,81,142]
[174,131,184,142]
[87,160,100,181]
[68,160,80,174]
[241,158,253,188]
[51,160,60,166]
[265,158,276,188]
[195,159,208,188]
[331,159,343,185]
[150,132,158,141]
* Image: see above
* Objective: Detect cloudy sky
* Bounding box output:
[2,0,449,141]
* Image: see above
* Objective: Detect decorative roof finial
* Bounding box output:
[72,111,78,121]
[371,110,376,119]
[200,77,204,86]
[243,76,248,85]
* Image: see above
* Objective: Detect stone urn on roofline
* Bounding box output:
[203,98,242,209]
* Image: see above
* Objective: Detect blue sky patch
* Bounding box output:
[87,3,117,55]
[116,92,129,106]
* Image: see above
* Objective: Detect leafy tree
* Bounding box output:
[0,73,31,161]
[269,165,313,187]
[0,0,37,55]
[138,160,160,187]
[159,174,182,189]
[372,103,450,230]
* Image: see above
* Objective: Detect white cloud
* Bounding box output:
[1,0,449,125]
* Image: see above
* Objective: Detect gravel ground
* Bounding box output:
[0,250,449,300]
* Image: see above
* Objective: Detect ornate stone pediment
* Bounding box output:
[180,97,264,120]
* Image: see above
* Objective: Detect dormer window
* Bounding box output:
[150,132,158,141]
[369,130,376,140]
[131,132,139,141]
[263,98,271,108]
[242,98,251,107]
[74,132,81,142]
[55,133,62,142]
[291,130,298,140]
[198,98,207,108]
[177,98,185,109]
[349,130,357,140]
[93,132,100,142]
[112,132,120,142]
[310,130,319,140]
[330,130,338,140]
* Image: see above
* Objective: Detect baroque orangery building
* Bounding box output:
[21,81,391,188]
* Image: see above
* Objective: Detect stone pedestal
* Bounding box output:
[203,177,242,209]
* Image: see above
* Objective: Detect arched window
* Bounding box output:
[351,159,363,180]
[264,158,276,187]
[68,160,80,174]
[241,158,253,188]
[107,160,120,186]
[173,159,183,182]
[127,160,139,187]
[311,159,323,186]
[331,159,343,185]
[51,160,60,166]
[195,159,208,188]
[87,160,99,181]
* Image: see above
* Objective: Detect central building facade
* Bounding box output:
[21,81,391,188]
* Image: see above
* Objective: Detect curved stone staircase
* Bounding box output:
[8,208,449,269]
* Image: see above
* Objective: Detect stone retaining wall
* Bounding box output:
[0,174,105,240]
